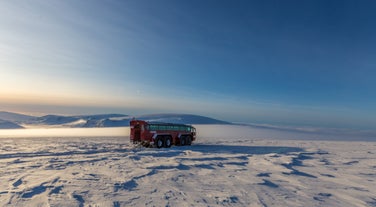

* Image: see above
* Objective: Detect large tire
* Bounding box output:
[164,136,172,148]
[180,136,186,146]
[155,136,164,148]
[186,136,192,145]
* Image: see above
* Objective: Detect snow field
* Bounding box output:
[0,127,376,206]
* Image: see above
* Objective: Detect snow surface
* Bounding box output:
[0,125,376,207]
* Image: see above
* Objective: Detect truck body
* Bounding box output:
[129,120,196,148]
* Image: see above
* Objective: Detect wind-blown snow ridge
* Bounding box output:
[1,135,375,206]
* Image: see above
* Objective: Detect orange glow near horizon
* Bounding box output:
[0,91,101,106]
[0,127,129,138]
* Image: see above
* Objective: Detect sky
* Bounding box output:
[0,0,376,130]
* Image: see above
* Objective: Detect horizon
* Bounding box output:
[1,110,376,141]
[1,1,376,131]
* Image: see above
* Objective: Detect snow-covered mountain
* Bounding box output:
[0,119,24,129]
[27,114,129,128]
[135,114,230,125]
[0,111,34,122]
[0,112,230,129]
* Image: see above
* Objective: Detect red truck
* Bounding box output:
[130,120,196,148]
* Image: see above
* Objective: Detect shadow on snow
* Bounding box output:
[138,144,303,157]
[192,144,303,155]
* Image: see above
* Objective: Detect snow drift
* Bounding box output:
[0,126,375,207]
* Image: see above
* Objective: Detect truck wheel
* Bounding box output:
[186,136,192,145]
[164,136,172,148]
[156,137,164,148]
[180,136,186,146]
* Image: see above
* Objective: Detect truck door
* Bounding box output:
[134,124,141,142]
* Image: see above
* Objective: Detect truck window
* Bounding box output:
[149,125,157,131]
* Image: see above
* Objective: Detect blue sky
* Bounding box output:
[1,0,376,130]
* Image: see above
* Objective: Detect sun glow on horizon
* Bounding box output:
[0,127,128,138]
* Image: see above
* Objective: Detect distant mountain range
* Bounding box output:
[0,111,35,123]
[0,119,24,129]
[136,114,230,125]
[0,111,230,129]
